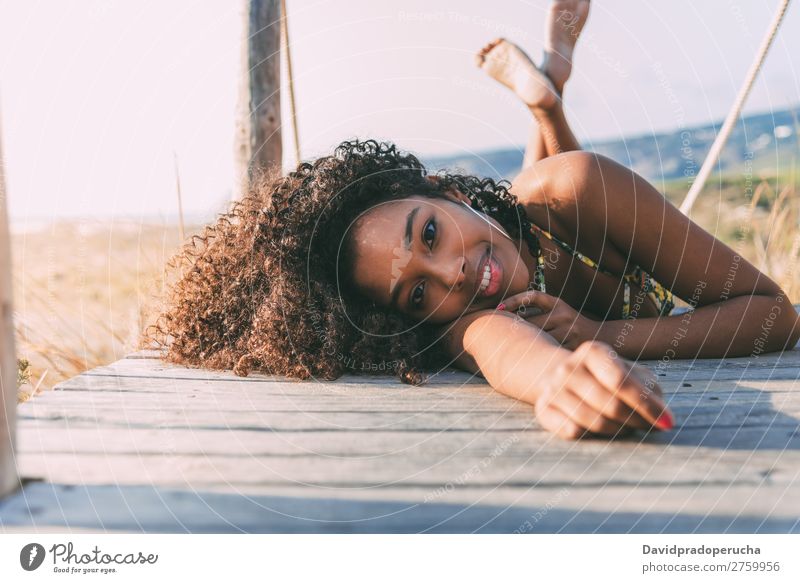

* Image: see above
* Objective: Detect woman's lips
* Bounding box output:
[477,252,502,298]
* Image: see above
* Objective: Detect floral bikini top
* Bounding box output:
[528,222,675,319]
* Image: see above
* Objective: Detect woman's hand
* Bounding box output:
[498,290,599,349]
[534,340,674,440]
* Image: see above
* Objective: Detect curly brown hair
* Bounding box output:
[148,139,544,385]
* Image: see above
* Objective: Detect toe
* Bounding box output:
[476,38,504,65]
[487,37,505,51]
[479,38,503,56]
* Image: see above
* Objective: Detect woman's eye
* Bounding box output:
[409,219,435,309]
[411,282,425,308]
[422,219,436,248]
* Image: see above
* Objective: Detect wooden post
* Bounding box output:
[0,106,19,499]
[234,0,282,199]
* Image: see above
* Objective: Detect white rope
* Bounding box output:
[679,0,792,215]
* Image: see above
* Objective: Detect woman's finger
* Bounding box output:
[629,363,663,398]
[524,313,557,332]
[563,366,652,430]
[499,290,558,313]
[556,363,649,432]
[535,400,586,440]
[551,384,630,436]
[578,343,673,428]
[569,384,651,430]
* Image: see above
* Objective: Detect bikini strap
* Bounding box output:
[529,222,619,279]
[530,223,676,318]
[526,223,547,293]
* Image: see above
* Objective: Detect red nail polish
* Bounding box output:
[655,411,674,430]
[496,303,506,310]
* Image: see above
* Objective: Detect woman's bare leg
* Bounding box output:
[543,0,591,97]
[476,41,580,164]
[522,119,549,168]
[478,0,590,168]
[530,103,580,159]
[531,0,590,162]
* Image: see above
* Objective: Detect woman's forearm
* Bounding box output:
[462,311,568,405]
[598,294,800,360]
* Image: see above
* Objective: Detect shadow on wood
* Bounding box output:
[1,482,797,534]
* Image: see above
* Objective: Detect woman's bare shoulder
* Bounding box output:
[507,151,600,228]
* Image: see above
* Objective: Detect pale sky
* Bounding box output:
[1,0,798,223]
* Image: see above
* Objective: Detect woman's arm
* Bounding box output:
[440,310,674,439]
[513,152,800,359]
[598,295,797,359]
[442,309,563,403]
[521,151,800,359]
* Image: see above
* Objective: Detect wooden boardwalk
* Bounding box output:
[2,341,800,533]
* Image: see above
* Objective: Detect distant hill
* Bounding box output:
[422,106,800,185]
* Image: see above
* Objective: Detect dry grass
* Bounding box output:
[664,170,800,302]
[10,165,800,401]
[740,181,800,299]
[12,219,199,402]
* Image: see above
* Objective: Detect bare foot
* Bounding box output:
[543,0,591,94]
[475,38,559,111]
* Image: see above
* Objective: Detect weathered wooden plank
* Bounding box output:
[52,380,493,401]
[22,379,800,414]
[94,482,800,529]
[213,481,800,517]
[650,367,800,382]
[17,423,800,456]
[1,482,796,533]
[54,350,800,388]
[34,378,515,403]
[124,350,164,360]
[14,400,800,443]
[21,399,529,414]
[16,407,538,432]
[5,338,800,533]
[638,348,800,369]
[16,446,799,488]
[16,396,800,433]
[76,366,800,384]
[65,359,487,386]
[107,350,800,374]
[47,369,800,400]
[123,328,800,365]
[16,421,800,464]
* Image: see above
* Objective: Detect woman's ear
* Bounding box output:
[425,175,472,205]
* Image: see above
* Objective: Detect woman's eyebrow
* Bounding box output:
[403,206,421,251]
[390,206,421,309]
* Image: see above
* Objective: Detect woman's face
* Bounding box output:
[347,194,533,324]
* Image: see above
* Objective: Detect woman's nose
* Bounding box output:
[432,256,466,290]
